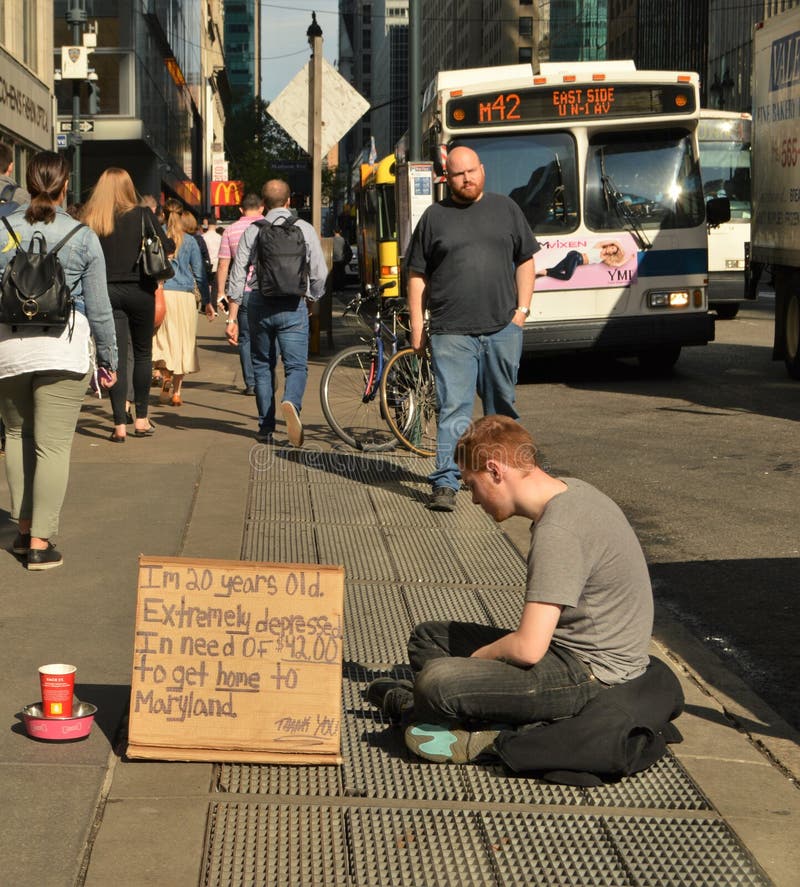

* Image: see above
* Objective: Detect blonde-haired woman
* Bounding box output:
[153,199,208,406]
[81,167,171,440]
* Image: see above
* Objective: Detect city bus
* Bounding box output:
[698,109,753,319]
[354,154,400,297]
[414,60,730,370]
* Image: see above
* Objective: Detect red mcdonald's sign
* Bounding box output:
[211,180,244,206]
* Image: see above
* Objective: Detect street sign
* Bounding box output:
[267,58,370,156]
[56,134,68,149]
[58,120,94,133]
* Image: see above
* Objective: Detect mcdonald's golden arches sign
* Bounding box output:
[211,180,244,206]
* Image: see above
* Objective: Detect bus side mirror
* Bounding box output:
[706,196,731,229]
[430,145,445,177]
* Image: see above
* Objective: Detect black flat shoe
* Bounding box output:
[27,542,63,571]
[133,421,156,437]
[11,533,30,555]
[109,431,126,443]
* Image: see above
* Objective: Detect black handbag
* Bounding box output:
[139,212,174,281]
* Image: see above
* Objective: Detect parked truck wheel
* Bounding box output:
[713,303,740,320]
[785,290,800,380]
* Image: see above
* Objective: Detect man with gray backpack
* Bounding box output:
[225,179,327,446]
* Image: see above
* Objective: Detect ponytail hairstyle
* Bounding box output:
[24,151,70,224]
[163,198,185,255]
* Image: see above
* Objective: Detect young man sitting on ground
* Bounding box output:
[366,414,655,764]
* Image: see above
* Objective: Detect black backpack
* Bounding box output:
[254,215,309,298]
[0,216,84,332]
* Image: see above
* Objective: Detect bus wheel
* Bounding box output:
[713,303,740,320]
[785,291,800,380]
[637,346,681,374]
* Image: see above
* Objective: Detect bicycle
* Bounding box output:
[319,282,409,451]
[379,343,438,457]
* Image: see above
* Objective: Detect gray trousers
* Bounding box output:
[0,369,90,539]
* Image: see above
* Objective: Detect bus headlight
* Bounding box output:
[648,290,690,308]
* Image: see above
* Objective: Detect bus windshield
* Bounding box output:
[585,129,705,232]
[452,133,579,234]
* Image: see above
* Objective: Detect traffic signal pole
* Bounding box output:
[65,0,87,204]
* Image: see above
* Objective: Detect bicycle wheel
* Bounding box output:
[380,347,438,457]
[319,344,397,451]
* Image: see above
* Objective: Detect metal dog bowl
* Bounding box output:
[21,701,97,741]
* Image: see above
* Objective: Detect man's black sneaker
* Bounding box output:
[428,486,456,511]
[27,543,63,571]
[365,677,414,723]
[255,429,274,444]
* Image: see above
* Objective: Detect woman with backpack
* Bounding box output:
[152,199,209,406]
[0,151,118,570]
[81,167,171,441]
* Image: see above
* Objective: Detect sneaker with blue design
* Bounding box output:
[404,722,500,763]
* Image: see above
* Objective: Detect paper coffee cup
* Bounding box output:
[39,664,77,718]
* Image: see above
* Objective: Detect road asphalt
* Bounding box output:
[1,307,798,887]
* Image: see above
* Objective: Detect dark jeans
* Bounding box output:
[407,620,601,727]
[545,250,584,281]
[108,281,155,424]
[238,293,255,389]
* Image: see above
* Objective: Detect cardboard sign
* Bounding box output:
[127,556,344,763]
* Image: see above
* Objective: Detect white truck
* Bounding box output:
[750,8,800,378]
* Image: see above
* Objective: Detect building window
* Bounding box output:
[519,46,533,63]
[519,17,533,37]
[520,0,533,4]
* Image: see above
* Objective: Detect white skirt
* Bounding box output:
[152,289,199,375]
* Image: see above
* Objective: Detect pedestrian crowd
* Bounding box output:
[0,151,326,571]
[0,145,681,787]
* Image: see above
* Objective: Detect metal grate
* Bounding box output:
[403,584,491,626]
[343,583,412,666]
[201,803,350,887]
[310,483,377,525]
[241,520,317,564]
[383,526,469,584]
[347,806,499,887]
[315,524,397,582]
[245,478,313,523]
[215,763,341,796]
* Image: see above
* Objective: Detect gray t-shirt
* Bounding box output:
[526,478,653,684]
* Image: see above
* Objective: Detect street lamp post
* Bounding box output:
[65,0,87,204]
[307,13,323,235]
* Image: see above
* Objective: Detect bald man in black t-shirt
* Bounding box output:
[406,146,540,511]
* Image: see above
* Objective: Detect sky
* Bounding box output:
[261,0,341,102]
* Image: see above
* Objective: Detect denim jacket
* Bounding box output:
[0,206,118,369]
[163,233,209,303]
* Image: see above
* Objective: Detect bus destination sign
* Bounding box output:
[446,84,696,128]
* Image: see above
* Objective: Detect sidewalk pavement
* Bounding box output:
[1,307,799,887]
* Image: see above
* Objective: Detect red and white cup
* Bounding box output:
[38,664,77,718]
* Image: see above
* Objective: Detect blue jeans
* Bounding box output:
[248,296,309,434]
[408,620,601,726]
[429,321,523,490]
[238,292,255,389]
